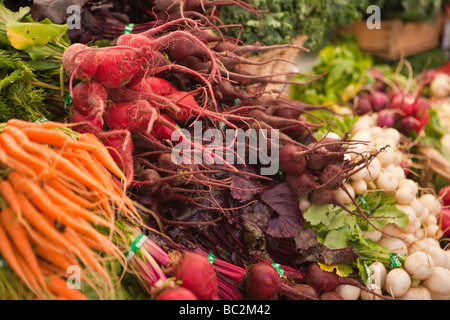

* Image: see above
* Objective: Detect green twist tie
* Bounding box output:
[62,92,71,112]
[389,253,402,269]
[207,253,216,265]
[271,262,284,278]
[34,117,49,123]
[125,232,148,261]
[123,23,135,34]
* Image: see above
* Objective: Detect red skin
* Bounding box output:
[155,287,198,300]
[244,263,281,300]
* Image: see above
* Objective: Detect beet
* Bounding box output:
[155,287,198,300]
[244,262,281,300]
[354,95,373,115]
[320,292,344,300]
[285,170,318,196]
[291,284,319,300]
[370,91,389,112]
[170,251,219,300]
[71,80,107,117]
[306,146,329,171]
[320,164,343,189]
[279,144,307,176]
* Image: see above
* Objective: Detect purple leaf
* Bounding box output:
[230,172,263,203]
[260,183,304,238]
[31,0,89,24]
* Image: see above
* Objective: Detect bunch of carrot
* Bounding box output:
[0,119,143,300]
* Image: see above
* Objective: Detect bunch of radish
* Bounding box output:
[352,68,432,137]
[326,113,450,300]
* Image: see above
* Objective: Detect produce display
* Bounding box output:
[0,0,449,303]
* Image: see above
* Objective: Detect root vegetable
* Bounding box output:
[376,172,399,193]
[336,284,361,300]
[398,286,431,300]
[421,247,447,269]
[378,237,408,256]
[424,267,450,296]
[385,268,411,297]
[155,287,198,300]
[404,251,435,280]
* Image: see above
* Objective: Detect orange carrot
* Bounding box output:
[0,180,21,218]
[0,220,38,293]
[35,243,76,273]
[63,228,112,283]
[16,193,111,281]
[47,275,89,300]
[19,127,96,151]
[79,132,127,182]
[46,178,96,209]
[0,147,37,178]
[9,171,107,241]
[6,119,69,130]
[0,208,48,290]
[44,184,111,227]
[0,133,55,179]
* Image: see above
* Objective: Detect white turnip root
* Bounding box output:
[397,286,431,300]
[336,284,361,300]
[424,267,450,296]
[404,251,435,280]
[385,268,411,298]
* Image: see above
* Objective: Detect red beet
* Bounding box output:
[320,292,344,300]
[244,262,281,300]
[155,287,198,300]
[71,80,107,117]
[170,251,219,300]
[279,144,307,176]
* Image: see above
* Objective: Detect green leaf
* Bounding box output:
[6,19,68,50]
[365,204,409,230]
[0,2,29,27]
[323,229,350,249]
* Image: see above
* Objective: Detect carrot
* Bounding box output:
[9,171,107,241]
[19,127,96,151]
[6,119,69,130]
[0,208,47,290]
[29,228,78,268]
[38,258,67,277]
[46,178,96,209]
[0,180,22,219]
[35,242,76,273]
[0,147,37,178]
[47,275,89,300]
[72,231,113,253]
[0,220,39,294]
[0,133,55,179]
[44,184,111,227]
[79,132,127,182]
[63,228,113,284]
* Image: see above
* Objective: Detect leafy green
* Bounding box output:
[303,192,409,270]
[290,36,374,106]
[218,0,370,52]
[372,0,443,23]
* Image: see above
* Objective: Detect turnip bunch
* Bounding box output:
[334,115,450,299]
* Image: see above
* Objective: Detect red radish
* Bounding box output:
[377,109,397,128]
[62,43,99,80]
[279,144,306,176]
[438,186,450,206]
[94,48,145,88]
[103,100,158,134]
[438,208,450,237]
[169,251,219,300]
[354,94,373,115]
[370,91,389,112]
[71,80,107,117]
[155,287,198,300]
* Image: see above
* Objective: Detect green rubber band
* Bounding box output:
[62,92,71,112]
[34,117,49,123]
[207,253,216,265]
[389,253,402,269]
[271,262,284,278]
[123,23,135,34]
[125,232,148,261]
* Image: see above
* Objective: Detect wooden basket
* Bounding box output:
[338,12,444,60]
[245,34,308,94]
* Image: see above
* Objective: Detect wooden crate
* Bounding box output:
[338,12,444,60]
